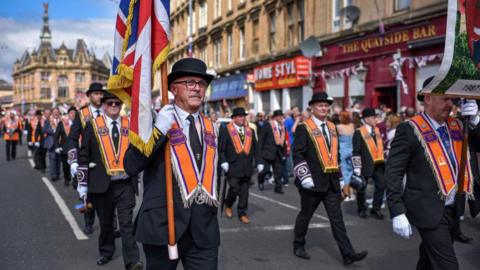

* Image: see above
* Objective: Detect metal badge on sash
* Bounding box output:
[195,187,207,204]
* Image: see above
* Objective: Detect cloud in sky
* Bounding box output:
[0,17,116,83]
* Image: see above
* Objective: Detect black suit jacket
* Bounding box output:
[218,125,261,178]
[385,121,480,229]
[124,129,220,248]
[352,127,384,177]
[258,122,286,162]
[54,121,69,149]
[292,123,341,193]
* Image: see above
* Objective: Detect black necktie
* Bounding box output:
[239,127,245,143]
[95,109,101,118]
[112,120,119,152]
[321,123,330,149]
[187,115,202,169]
[371,130,377,146]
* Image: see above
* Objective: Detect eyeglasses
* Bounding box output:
[105,101,122,107]
[173,79,208,90]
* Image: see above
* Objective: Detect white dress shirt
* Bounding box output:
[89,105,103,118]
[104,114,128,180]
[173,105,202,146]
[312,115,330,141]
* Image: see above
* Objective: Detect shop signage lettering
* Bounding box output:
[253,56,310,91]
[340,25,437,54]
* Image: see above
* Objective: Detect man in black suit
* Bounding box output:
[124,58,219,270]
[66,82,105,234]
[258,109,287,194]
[77,92,142,270]
[219,107,262,224]
[385,90,480,269]
[292,92,367,265]
[352,108,386,219]
[53,106,76,186]
[34,109,49,174]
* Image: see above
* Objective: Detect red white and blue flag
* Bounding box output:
[108,0,170,156]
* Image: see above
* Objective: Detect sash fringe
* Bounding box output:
[128,128,160,157]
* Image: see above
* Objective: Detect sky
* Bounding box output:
[0,0,120,83]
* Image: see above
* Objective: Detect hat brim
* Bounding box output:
[309,99,333,106]
[86,89,106,96]
[231,112,248,117]
[168,70,214,87]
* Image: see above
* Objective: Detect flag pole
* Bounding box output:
[161,62,178,260]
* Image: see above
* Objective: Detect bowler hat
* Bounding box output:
[67,106,77,113]
[417,76,434,102]
[309,92,334,106]
[168,58,214,87]
[35,110,42,116]
[231,107,248,118]
[362,108,376,118]
[101,91,121,103]
[272,109,284,118]
[86,82,106,96]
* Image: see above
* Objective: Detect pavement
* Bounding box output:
[1,139,480,270]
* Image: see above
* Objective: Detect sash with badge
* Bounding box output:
[303,118,339,173]
[79,107,92,128]
[91,116,129,176]
[168,111,218,207]
[226,122,253,155]
[4,118,19,140]
[270,120,285,146]
[29,118,39,143]
[61,117,72,136]
[410,113,473,198]
[359,125,384,164]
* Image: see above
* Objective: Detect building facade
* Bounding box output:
[12,3,111,110]
[0,79,13,108]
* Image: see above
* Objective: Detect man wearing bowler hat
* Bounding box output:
[258,109,287,194]
[124,58,220,270]
[219,107,263,224]
[292,92,367,265]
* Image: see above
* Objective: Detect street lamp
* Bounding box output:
[356,61,368,82]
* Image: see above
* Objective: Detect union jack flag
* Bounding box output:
[108,0,170,156]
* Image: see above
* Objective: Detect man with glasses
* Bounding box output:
[77,92,142,270]
[124,58,219,270]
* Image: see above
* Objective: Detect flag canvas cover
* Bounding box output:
[420,0,480,98]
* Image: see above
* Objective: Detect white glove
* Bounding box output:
[77,184,88,199]
[154,104,175,135]
[221,162,229,172]
[54,147,63,154]
[354,168,361,176]
[88,162,97,168]
[28,142,33,146]
[301,177,315,189]
[34,142,40,147]
[23,130,28,135]
[70,162,79,177]
[340,180,345,189]
[461,99,480,126]
[392,214,412,239]
[257,164,264,172]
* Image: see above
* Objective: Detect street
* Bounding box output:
[1,140,480,270]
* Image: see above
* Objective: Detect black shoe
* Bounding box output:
[294,248,311,260]
[114,229,121,238]
[258,183,264,191]
[274,188,284,194]
[83,225,93,235]
[370,210,384,220]
[96,256,112,265]
[455,233,473,244]
[127,261,144,270]
[343,251,368,265]
[64,181,70,186]
[40,170,46,174]
[51,177,58,182]
[358,210,368,219]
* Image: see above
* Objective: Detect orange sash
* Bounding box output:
[359,125,384,164]
[4,118,19,141]
[30,119,39,143]
[304,118,339,173]
[270,120,285,146]
[410,113,473,197]
[80,107,92,128]
[62,117,71,136]
[168,114,218,207]
[91,116,129,176]
[226,122,253,155]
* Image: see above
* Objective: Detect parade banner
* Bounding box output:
[420,0,480,98]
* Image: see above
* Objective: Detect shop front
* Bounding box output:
[253,56,312,114]
[312,15,447,111]
[207,73,248,114]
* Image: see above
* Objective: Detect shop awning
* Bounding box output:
[209,74,247,101]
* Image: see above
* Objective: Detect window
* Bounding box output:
[239,26,245,60]
[214,38,222,67]
[58,75,69,98]
[252,19,259,54]
[215,0,221,18]
[269,12,276,51]
[75,72,85,83]
[188,8,196,36]
[286,3,294,47]
[297,0,305,41]
[227,32,233,64]
[395,0,410,11]
[199,1,208,28]
[198,46,208,63]
[40,87,51,99]
[227,0,233,11]
[41,71,50,81]
[332,0,341,32]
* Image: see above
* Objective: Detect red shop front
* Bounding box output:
[312,15,447,111]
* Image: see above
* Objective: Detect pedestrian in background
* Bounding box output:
[385,113,401,158]
[45,108,62,181]
[2,110,21,161]
[54,106,76,186]
[336,111,355,200]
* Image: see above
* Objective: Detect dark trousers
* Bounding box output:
[416,206,458,270]
[60,154,71,184]
[143,227,218,270]
[5,140,17,160]
[225,176,250,217]
[34,147,47,170]
[293,187,355,258]
[357,165,385,212]
[48,150,60,178]
[258,156,284,190]
[90,179,139,267]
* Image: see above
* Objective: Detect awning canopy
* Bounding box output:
[209,74,247,101]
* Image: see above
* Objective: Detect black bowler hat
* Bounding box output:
[35,110,42,116]
[86,82,106,96]
[231,107,248,117]
[101,91,121,103]
[168,58,214,87]
[272,109,284,118]
[309,92,334,106]
[417,76,434,102]
[67,106,77,113]
[362,108,376,118]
